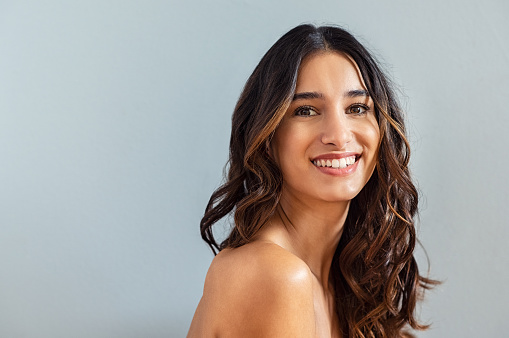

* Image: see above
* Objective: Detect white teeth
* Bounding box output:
[313,155,356,169]
[339,158,346,168]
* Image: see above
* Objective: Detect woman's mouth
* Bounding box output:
[312,155,358,169]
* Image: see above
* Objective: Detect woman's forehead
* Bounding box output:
[295,52,368,95]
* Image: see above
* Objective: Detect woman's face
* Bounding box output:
[270,52,380,204]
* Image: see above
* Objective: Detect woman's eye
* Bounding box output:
[348,104,369,115]
[294,106,318,116]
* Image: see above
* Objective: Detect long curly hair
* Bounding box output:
[200,24,437,337]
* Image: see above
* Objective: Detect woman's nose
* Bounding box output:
[320,111,353,148]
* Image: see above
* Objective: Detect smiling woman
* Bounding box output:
[271,52,379,204]
[188,24,437,338]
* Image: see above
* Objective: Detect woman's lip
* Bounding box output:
[311,152,360,161]
[313,158,359,176]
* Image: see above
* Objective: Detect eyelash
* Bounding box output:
[293,103,370,117]
[348,103,370,115]
[293,105,317,117]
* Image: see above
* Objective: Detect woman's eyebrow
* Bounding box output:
[292,92,324,101]
[344,89,369,98]
[292,89,369,101]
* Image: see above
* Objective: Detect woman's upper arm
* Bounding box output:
[188,245,316,338]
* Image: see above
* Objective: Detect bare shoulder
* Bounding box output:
[209,241,313,288]
[187,242,316,338]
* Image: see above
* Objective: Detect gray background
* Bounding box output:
[1,0,507,337]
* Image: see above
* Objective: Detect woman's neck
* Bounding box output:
[259,192,350,291]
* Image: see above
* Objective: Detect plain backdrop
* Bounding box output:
[1,0,508,337]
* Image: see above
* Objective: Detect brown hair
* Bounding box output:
[200,24,437,337]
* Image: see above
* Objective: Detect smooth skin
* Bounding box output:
[188,52,380,338]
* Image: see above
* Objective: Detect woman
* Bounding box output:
[188,24,436,338]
